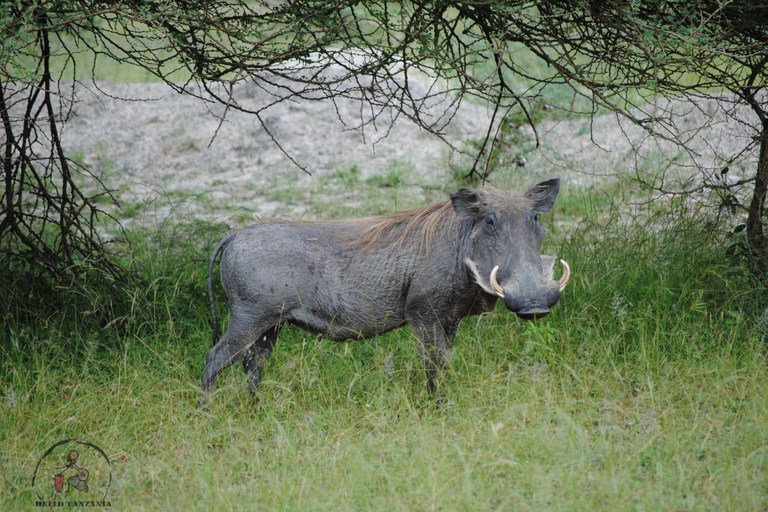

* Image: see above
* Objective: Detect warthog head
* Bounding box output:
[452,178,569,320]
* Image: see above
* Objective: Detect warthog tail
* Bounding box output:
[208,233,236,346]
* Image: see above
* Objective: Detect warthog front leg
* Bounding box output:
[409,317,456,394]
[242,325,280,393]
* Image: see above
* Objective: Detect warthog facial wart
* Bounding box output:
[202,179,570,397]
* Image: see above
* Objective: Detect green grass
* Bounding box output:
[2,194,767,510]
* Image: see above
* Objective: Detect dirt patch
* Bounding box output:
[59,76,761,224]
[524,95,759,189]
[62,77,492,221]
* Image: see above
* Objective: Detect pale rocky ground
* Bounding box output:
[61,78,491,221]
[57,75,761,228]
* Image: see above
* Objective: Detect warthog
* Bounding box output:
[203,178,569,395]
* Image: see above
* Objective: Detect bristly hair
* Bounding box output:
[353,199,456,253]
[352,187,523,253]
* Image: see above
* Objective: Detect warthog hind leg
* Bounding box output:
[202,315,276,394]
[242,325,280,393]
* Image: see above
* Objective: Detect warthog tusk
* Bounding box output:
[558,259,570,291]
[465,258,496,296]
[489,265,505,298]
[474,259,568,297]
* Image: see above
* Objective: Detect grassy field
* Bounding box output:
[2,179,767,510]
[2,21,767,509]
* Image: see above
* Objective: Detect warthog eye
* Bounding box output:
[484,213,497,231]
[534,213,540,223]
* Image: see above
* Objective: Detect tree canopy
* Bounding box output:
[2,0,767,292]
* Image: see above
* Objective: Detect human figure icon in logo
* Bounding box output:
[53,449,90,493]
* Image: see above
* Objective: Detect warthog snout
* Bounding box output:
[503,284,559,320]
[514,307,552,321]
[489,259,570,320]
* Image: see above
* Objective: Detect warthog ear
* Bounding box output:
[525,178,560,213]
[451,188,485,217]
